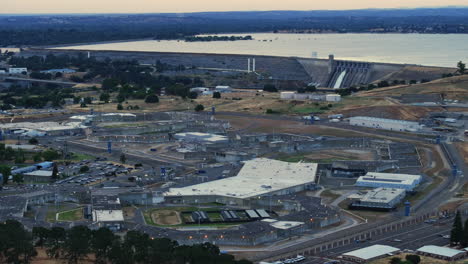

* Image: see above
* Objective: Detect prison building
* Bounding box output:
[355,172,422,191]
[351,188,406,210]
[246,210,260,219]
[349,116,423,132]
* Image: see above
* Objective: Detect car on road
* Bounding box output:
[392,239,403,242]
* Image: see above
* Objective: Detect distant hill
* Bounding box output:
[1,7,468,46]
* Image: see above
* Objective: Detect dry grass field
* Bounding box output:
[152,210,182,226]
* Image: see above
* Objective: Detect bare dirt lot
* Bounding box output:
[152,210,182,226]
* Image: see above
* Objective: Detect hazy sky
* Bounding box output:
[2,0,468,14]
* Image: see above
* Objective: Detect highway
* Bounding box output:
[1,76,80,86]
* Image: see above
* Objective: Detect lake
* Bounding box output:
[54,33,468,67]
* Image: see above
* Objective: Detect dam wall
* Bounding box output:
[19,48,454,88]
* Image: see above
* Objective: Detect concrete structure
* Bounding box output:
[355,172,422,191]
[165,158,318,206]
[11,162,54,176]
[215,86,232,93]
[23,170,53,182]
[0,121,86,136]
[40,68,76,74]
[349,116,423,132]
[174,132,229,144]
[326,94,342,102]
[351,188,406,210]
[8,68,27,74]
[342,244,400,263]
[416,246,466,261]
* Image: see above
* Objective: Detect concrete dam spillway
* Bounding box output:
[20,48,455,88]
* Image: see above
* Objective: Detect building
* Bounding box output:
[11,162,54,176]
[40,68,76,74]
[342,244,400,263]
[416,245,466,261]
[215,86,232,93]
[23,170,54,182]
[326,94,342,102]
[280,92,341,102]
[355,172,422,191]
[174,132,229,144]
[92,196,124,231]
[349,116,423,132]
[350,188,406,210]
[165,158,318,207]
[0,121,86,137]
[8,68,27,74]
[190,87,210,93]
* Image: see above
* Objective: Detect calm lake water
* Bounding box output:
[55,33,468,67]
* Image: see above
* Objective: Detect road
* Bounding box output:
[1,76,80,86]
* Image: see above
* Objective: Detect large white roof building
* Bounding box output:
[349,116,423,132]
[342,244,400,263]
[417,245,466,261]
[165,158,318,206]
[355,172,422,191]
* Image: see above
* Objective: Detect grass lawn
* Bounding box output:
[70,152,95,161]
[57,208,84,222]
[46,205,75,222]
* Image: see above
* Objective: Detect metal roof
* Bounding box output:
[343,244,400,260]
[417,245,465,258]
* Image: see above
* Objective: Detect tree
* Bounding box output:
[28,137,38,144]
[389,257,402,264]
[457,61,466,74]
[213,92,221,99]
[63,226,92,264]
[188,91,198,99]
[405,254,421,264]
[451,211,463,245]
[462,218,468,247]
[194,104,204,112]
[120,153,126,164]
[117,104,123,110]
[145,95,159,103]
[263,84,278,92]
[91,228,118,264]
[42,149,60,161]
[0,165,11,185]
[99,93,110,103]
[52,163,59,179]
[33,226,50,247]
[79,165,89,173]
[12,174,23,184]
[0,220,37,263]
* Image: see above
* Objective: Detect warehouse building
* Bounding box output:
[416,246,466,261]
[349,116,423,132]
[342,244,400,263]
[350,188,406,210]
[355,172,422,191]
[165,158,318,207]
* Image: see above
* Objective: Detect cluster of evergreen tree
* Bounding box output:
[0,220,252,264]
[450,211,468,247]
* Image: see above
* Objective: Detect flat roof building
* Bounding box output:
[342,244,400,263]
[351,188,406,210]
[349,116,423,132]
[165,158,318,206]
[416,245,466,261]
[356,172,422,191]
[174,132,229,144]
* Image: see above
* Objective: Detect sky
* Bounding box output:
[2,0,468,14]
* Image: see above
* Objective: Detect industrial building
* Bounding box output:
[349,116,423,132]
[280,92,341,102]
[40,68,76,74]
[165,158,318,206]
[0,121,86,137]
[8,67,27,74]
[355,172,422,191]
[416,246,466,261]
[174,132,229,144]
[342,244,400,263]
[215,86,232,93]
[350,188,406,210]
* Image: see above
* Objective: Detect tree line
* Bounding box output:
[0,220,252,264]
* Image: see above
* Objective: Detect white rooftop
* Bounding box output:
[357,172,421,186]
[93,209,124,222]
[0,122,86,132]
[266,220,305,230]
[343,244,400,260]
[360,188,405,202]
[350,116,420,125]
[23,170,53,177]
[417,245,465,258]
[166,158,317,199]
[174,132,228,143]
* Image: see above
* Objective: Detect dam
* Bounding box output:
[18,48,454,89]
